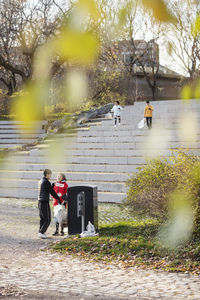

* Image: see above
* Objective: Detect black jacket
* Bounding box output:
[38,177,60,202]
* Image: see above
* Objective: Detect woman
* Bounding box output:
[52,173,68,236]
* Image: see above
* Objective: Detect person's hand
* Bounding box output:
[62,194,68,202]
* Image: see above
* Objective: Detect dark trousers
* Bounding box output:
[55,222,64,233]
[114,116,121,125]
[146,117,152,129]
[38,201,51,234]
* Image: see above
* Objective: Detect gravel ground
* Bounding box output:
[0,198,200,300]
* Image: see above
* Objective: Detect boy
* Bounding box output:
[144,100,154,129]
[38,169,61,239]
[111,101,123,127]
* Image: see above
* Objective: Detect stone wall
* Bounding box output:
[122,74,185,104]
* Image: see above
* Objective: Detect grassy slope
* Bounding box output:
[51,218,200,274]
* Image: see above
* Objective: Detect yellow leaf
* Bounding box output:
[141,0,176,23]
[118,7,128,27]
[194,80,200,99]
[191,14,200,37]
[12,81,47,127]
[77,0,100,21]
[53,28,99,65]
[64,70,88,108]
[181,85,191,100]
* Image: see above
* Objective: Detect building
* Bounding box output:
[102,39,185,103]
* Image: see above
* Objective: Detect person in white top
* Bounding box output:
[111,101,124,127]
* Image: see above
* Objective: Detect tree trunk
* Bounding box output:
[126,75,135,105]
[152,83,157,101]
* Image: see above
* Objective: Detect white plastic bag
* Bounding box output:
[105,112,113,120]
[137,118,146,129]
[80,221,98,238]
[54,204,68,227]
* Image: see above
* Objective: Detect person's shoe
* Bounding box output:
[60,231,64,236]
[38,233,47,239]
[52,231,59,236]
[119,123,121,126]
[114,125,117,128]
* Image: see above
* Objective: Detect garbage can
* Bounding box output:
[67,185,98,235]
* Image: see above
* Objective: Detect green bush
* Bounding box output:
[125,151,200,237]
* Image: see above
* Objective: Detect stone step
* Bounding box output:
[5,155,146,165]
[124,102,200,110]
[13,147,200,158]
[90,124,194,131]
[0,100,199,204]
[77,128,191,137]
[130,99,199,105]
[2,162,139,173]
[46,139,200,150]
[101,119,200,126]
[0,129,46,134]
[0,178,126,193]
[99,118,200,127]
[99,192,125,203]
[72,135,200,144]
[0,124,44,132]
[39,142,136,150]
[23,148,172,157]
[122,107,200,113]
[135,141,200,149]
[0,144,31,148]
[0,139,40,144]
[0,120,48,125]
[124,105,200,110]
[0,187,124,203]
[0,134,46,139]
[0,170,129,182]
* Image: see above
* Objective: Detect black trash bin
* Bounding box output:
[67,185,98,235]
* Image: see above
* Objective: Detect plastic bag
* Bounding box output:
[105,112,113,119]
[137,118,146,129]
[80,221,98,238]
[54,204,68,227]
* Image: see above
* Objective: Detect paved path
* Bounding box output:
[0,198,200,300]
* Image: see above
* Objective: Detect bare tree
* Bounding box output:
[0,0,69,95]
[167,0,200,79]
[97,1,162,101]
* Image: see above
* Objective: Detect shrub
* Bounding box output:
[125,151,200,237]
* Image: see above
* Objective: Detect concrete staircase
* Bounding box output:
[0,99,200,203]
[0,120,47,148]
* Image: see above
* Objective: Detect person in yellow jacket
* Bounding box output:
[144,101,154,129]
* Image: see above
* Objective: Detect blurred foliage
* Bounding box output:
[0,149,8,164]
[125,151,200,238]
[11,0,101,126]
[141,0,176,23]
[181,85,192,100]
[191,13,200,38]
[12,81,48,125]
[1,0,197,120]
[181,79,200,100]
